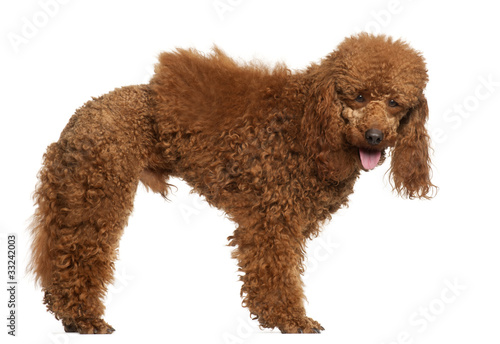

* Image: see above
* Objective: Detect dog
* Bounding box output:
[29,33,435,334]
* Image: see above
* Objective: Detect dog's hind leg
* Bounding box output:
[32,141,141,333]
[29,85,157,334]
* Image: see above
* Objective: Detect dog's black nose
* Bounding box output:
[365,129,384,145]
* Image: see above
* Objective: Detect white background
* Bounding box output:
[1,0,499,343]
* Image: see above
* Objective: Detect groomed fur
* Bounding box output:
[30,34,435,334]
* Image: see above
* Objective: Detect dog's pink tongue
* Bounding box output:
[359,149,381,170]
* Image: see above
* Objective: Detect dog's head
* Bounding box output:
[303,33,435,199]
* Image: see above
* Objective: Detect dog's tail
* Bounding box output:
[139,169,174,200]
[27,142,60,287]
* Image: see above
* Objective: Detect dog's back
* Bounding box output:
[150,47,290,134]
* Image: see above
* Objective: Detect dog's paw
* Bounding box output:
[278,316,324,334]
[63,318,115,334]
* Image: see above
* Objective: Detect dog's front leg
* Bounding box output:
[228,215,323,334]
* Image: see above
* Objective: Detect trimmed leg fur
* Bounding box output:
[229,212,323,334]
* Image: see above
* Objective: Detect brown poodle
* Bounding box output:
[29,33,435,334]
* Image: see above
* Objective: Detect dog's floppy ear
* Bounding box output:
[389,95,437,199]
[301,64,357,182]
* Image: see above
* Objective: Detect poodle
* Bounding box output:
[29,33,435,334]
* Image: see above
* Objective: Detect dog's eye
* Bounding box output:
[355,95,365,103]
[388,99,399,107]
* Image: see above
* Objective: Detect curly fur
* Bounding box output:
[29,33,435,334]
